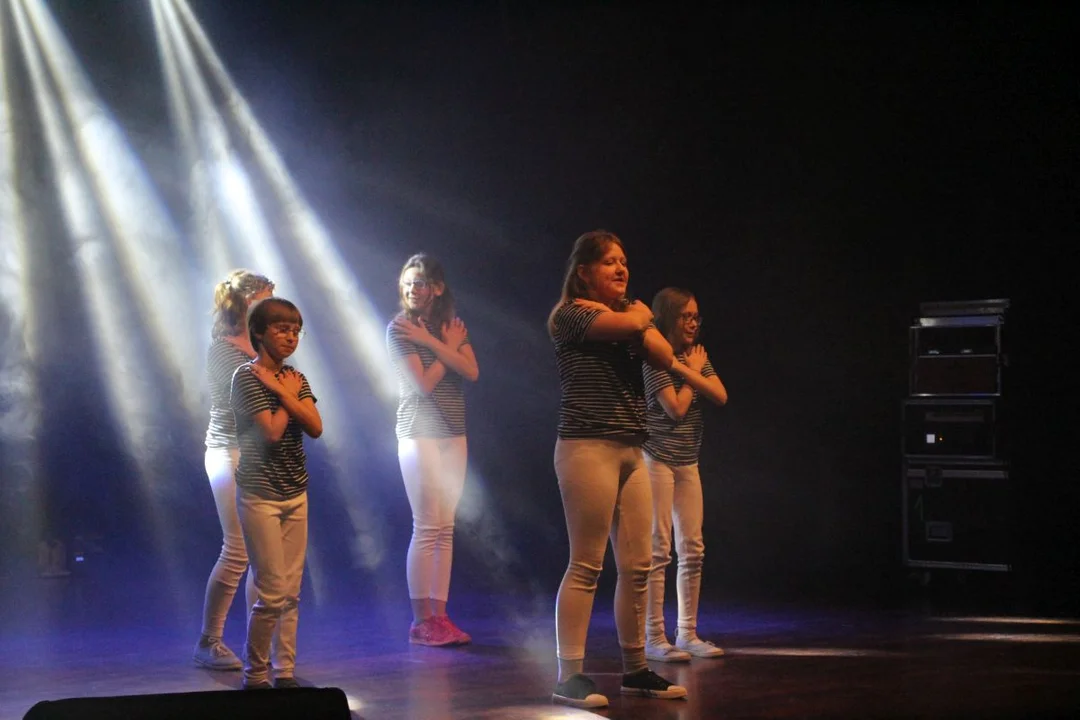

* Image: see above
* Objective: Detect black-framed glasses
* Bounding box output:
[269,323,305,340]
[679,312,703,325]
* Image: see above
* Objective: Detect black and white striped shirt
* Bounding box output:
[205,338,254,449]
[552,301,649,441]
[231,364,316,500]
[642,353,717,465]
[386,314,469,439]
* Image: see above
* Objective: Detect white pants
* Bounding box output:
[238,491,308,682]
[554,438,653,661]
[398,436,468,602]
[644,454,706,642]
[201,447,255,640]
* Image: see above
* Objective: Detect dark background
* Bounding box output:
[1,1,1076,613]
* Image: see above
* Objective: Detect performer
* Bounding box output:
[386,254,479,646]
[641,288,729,663]
[194,270,274,671]
[232,297,322,689]
[548,230,687,709]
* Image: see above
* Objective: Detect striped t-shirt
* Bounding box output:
[204,338,254,449]
[642,352,717,465]
[386,314,469,439]
[231,363,316,500]
[552,301,649,441]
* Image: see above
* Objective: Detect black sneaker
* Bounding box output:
[273,677,301,689]
[620,668,688,699]
[552,673,609,709]
[241,679,272,690]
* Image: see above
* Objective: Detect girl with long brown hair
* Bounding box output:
[386,253,479,646]
[547,230,687,708]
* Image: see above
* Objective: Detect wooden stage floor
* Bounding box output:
[2,575,1080,719]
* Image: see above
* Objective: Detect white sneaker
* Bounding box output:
[645,639,691,662]
[676,635,725,658]
[193,639,243,670]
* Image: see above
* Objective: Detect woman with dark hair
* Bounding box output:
[386,253,479,646]
[642,288,728,663]
[194,269,274,671]
[547,230,686,709]
[232,297,322,689]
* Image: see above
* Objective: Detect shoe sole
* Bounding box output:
[193,658,242,671]
[409,637,459,647]
[552,693,609,709]
[646,653,691,663]
[680,648,726,658]
[621,687,689,700]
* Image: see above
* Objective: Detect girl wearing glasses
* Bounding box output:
[194,270,274,671]
[641,288,728,663]
[386,254,479,647]
[232,297,322,689]
[548,231,686,709]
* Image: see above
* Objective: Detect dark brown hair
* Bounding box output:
[247,297,302,351]
[651,287,696,347]
[547,230,625,337]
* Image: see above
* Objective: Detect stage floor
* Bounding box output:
[2,575,1080,719]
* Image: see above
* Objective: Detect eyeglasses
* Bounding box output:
[402,279,429,291]
[679,312,703,325]
[269,323,305,340]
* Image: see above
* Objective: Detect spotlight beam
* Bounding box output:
[171,0,397,405]
[11,0,183,602]
[0,0,44,562]
[150,0,232,285]
[154,0,393,587]
[20,0,202,419]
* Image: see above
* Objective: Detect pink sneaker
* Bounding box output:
[435,615,472,645]
[408,617,456,646]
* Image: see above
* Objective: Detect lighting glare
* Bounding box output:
[930,616,1080,626]
[171,0,397,405]
[0,0,44,556]
[12,0,185,601]
[725,647,899,658]
[931,633,1080,644]
[152,0,395,584]
[19,0,202,420]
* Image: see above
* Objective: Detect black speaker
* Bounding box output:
[23,687,352,720]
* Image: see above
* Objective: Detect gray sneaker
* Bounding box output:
[645,639,692,663]
[193,639,243,671]
[676,635,725,658]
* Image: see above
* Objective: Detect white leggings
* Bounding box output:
[201,447,255,640]
[398,436,468,602]
[644,455,705,642]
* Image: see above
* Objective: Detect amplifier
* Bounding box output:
[902,462,1011,571]
[910,319,1002,396]
[903,398,1001,461]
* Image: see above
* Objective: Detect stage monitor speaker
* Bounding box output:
[23,687,352,720]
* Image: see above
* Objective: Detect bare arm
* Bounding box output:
[655,382,695,421]
[581,299,654,342]
[248,406,292,443]
[277,393,323,439]
[670,348,729,406]
[425,318,479,382]
[637,327,675,371]
[397,353,447,396]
